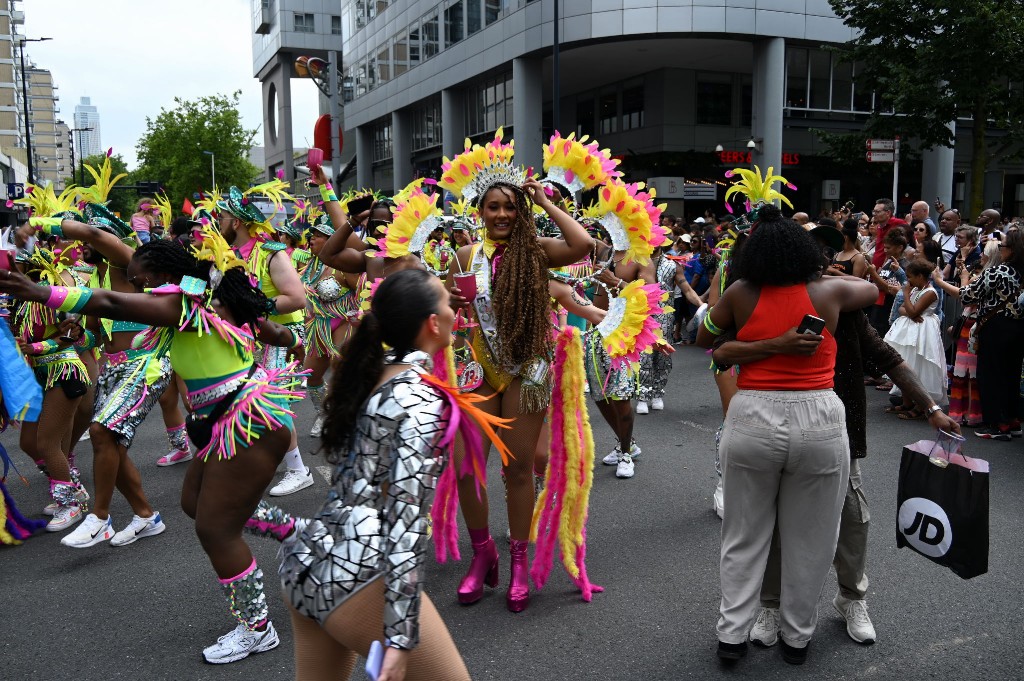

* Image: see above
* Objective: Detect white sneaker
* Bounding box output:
[46,504,83,532]
[309,415,325,438]
[651,397,664,411]
[60,513,114,548]
[111,512,167,547]
[833,594,876,644]
[602,441,641,465]
[636,401,649,415]
[157,448,193,467]
[713,478,724,520]
[202,622,280,664]
[615,453,635,478]
[269,467,315,496]
[749,606,780,647]
[78,431,90,442]
[43,502,58,516]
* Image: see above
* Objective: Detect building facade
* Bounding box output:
[72,96,101,158]
[25,65,65,188]
[332,0,1023,219]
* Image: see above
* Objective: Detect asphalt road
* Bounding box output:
[2,346,1023,681]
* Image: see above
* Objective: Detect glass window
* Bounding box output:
[599,91,617,134]
[852,62,872,112]
[367,53,377,90]
[394,31,409,77]
[622,84,644,131]
[468,0,482,35]
[831,56,853,111]
[413,97,442,151]
[576,96,595,137]
[809,49,831,110]
[355,59,367,97]
[422,11,439,60]
[741,77,752,126]
[785,47,808,109]
[445,1,464,47]
[377,45,390,85]
[695,77,732,125]
[373,117,393,162]
[485,0,502,25]
[293,12,315,33]
[355,1,367,29]
[343,65,355,103]
[341,6,353,42]
[331,15,342,35]
[409,22,421,65]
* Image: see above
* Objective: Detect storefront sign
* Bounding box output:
[717,151,800,166]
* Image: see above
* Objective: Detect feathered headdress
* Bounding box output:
[152,193,173,229]
[593,180,669,265]
[723,165,796,221]
[435,127,525,203]
[192,223,247,288]
[217,180,293,236]
[596,280,672,370]
[16,183,81,221]
[541,131,620,195]
[78,151,128,205]
[340,187,383,216]
[374,187,443,258]
[26,246,69,285]
[392,177,424,205]
[195,187,222,217]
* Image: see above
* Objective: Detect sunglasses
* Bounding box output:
[915,227,927,232]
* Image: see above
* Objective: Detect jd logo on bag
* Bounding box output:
[896,436,989,579]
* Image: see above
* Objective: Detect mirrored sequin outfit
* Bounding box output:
[638,254,676,401]
[279,351,450,650]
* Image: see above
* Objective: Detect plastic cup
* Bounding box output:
[454,272,477,301]
[307,147,324,170]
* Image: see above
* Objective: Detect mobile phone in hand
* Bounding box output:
[365,640,384,680]
[796,314,826,335]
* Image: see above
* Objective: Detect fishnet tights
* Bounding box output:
[289,579,471,681]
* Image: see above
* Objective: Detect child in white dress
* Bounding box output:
[884,259,949,417]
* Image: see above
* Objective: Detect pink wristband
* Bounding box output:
[46,286,70,309]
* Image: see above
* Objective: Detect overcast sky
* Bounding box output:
[23,0,319,169]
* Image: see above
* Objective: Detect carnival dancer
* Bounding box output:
[33,208,171,549]
[244,269,488,680]
[0,228,305,664]
[300,204,358,438]
[636,244,702,414]
[438,128,600,612]
[217,184,312,497]
[9,184,91,531]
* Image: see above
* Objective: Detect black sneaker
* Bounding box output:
[717,640,747,662]
[780,640,808,665]
[975,427,1011,441]
[1008,421,1022,437]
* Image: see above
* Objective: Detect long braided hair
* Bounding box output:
[133,239,273,331]
[484,183,553,369]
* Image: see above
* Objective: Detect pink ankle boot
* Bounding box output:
[458,527,498,605]
[507,539,530,613]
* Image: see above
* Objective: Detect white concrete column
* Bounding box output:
[921,122,955,221]
[391,109,412,189]
[355,125,373,188]
[751,37,785,176]
[513,56,543,175]
[441,88,466,158]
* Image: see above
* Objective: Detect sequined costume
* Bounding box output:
[137,276,305,462]
[584,331,637,400]
[300,256,357,360]
[277,351,450,649]
[241,239,306,369]
[638,253,675,402]
[92,349,173,448]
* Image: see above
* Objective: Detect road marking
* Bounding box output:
[315,465,333,483]
[680,420,717,434]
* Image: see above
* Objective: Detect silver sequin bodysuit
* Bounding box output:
[278,352,449,650]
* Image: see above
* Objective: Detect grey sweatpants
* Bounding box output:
[717,390,850,648]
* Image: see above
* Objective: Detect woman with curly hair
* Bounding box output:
[447,177,593,613]
[0,236,304,665]
[697,208,877,665]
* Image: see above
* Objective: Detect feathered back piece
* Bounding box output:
[153,193,173,229]
[436,127,525,203]
[723,165,796,217]
[243,178,292,219]
[541,131,620,194]
[375,186,443,258]
[78,151,128,205]
[392,178,424,205]
[13,183,80,219]
[192,223,247,284]
[195,187,222,217]
[593,180,669,265]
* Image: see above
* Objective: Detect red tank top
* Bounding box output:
[736,285,836,391]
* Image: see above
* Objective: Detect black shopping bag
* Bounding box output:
[896,435,989,579]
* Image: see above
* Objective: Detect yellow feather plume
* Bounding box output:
[192,223,247,274]
[79,155,128,204]
[153,193,173,228]
[723,165,794,210]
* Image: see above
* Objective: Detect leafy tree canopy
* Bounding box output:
[135,91,260,207]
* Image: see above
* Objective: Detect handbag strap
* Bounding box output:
[204,365,258,424]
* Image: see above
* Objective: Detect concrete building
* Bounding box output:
[25,65,64,188]
[72,96,101,158]
[251,0,354,184]
[334,0,1024,219]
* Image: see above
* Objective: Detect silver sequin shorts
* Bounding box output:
[92,352,173,448]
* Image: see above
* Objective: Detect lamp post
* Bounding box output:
[202,150,216,189]
[68,126,93,187]
[16,36,52,184]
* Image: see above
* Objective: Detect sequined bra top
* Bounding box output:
[278,351,451,650]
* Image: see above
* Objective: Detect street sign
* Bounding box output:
[6,183,24,200]
[682,183,718,201]
[866,139,896,151]
[866,151,895,163]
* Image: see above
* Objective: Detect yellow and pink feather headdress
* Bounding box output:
[541,131,620,195]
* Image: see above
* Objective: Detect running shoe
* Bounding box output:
[61,513,115,548]
[157,448,194,466]
[111,512,167,547]
[309,415,325,438]
[833,594,876,644]
[46,504,83,532]
[636,401,649,415]
[43,502,58,516]
[975,427,1011,441]
[269,467,315,496]
[602,440,641,465]
[748,607,780,647]
[616,453,635,479]
[202,622,280,664]
[651,398,665,411]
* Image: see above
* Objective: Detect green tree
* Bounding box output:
[75,152,139,219]
[826,0,1024,218]
[135,91,260,206]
